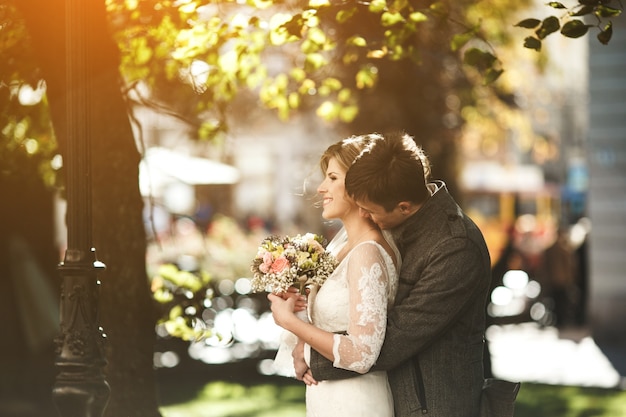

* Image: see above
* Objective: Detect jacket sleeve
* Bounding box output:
[309,347,359,380]
[374,234,490,370]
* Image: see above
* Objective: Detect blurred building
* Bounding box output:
[586,17,626,346]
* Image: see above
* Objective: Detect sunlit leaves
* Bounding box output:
[355,65,379,89]
[297,78,316,95]
[309,0,330,7]
[269,13,299,45]
[315,99,358,123]
[318,77,342,96]
[259,74,293,120]
[307,27,327,46]
[304,53,327,71]
[103,0,520,133]
[198,120,223,140]
[336,6,357,23]
[177,0,197,14]
[368,0,387,13]
[0,2,59,185]
[516,0,623,49]
[152,263,215,342]
[367,46,388,59]
[409,11,428,22]
[347,36,367,47]
[250,0,273,10]
[381,11,405,26]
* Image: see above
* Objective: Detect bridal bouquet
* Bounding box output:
[250,233,337,294]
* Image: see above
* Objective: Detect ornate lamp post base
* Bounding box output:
[53,250,109,417]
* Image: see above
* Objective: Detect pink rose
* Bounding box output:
[271,255,290,273]
[259,251,274,274]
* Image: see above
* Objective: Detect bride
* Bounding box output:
[267,135,400,416]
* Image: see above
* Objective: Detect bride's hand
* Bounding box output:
[282,287,307,312]
[267,293,297,328]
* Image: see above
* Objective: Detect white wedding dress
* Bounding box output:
[303,234,399,417]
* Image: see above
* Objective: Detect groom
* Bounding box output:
[300,132,492,417]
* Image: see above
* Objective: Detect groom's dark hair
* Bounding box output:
[345,131,431,212]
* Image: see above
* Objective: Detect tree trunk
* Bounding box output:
[16,1,161,415]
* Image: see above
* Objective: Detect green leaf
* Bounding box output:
[304,53,326,70]
[428,2,448,18]
[290,67,306,82]
[307,27,327,45]
[369,0,387,13]
[597,21,613,44]
[347,36,367,47]
[535,16,560,39]
[381,11,405,26]
[178,1,197,14]
[316,101,339,119]
[355,65,378,89]
[484,68,503,84]
[288,92,300,109]
[463,48,497,71]
[336,7,357,23]
[309,0,330,7]
[595,6,623,18]
[523,36,542,51]
[321,77,342,91]
[339,105,359,122]
[514,18,541,29]
[409,12,428,22]
[560,20,589,38]
[318,84,332,96]
[132,38,152,65]
[450,31,475,51]
[570,5,594,16]
[251,0,273,9]
[547,2,566,9]
[337,88,351,103]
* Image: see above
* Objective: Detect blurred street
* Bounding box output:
[488,323,626,389]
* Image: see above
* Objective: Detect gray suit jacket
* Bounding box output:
[309,181,491,417]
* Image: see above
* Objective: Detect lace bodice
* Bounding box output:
[309,241,398,374]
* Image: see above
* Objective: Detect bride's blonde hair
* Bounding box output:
[319,134,380,173]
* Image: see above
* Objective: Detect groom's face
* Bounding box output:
[356,199,405,230]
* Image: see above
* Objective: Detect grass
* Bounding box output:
[515,383,626,417]
[158,379,626,417]
[159,380,305,417]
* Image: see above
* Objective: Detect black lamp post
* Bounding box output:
[52,0,110,415]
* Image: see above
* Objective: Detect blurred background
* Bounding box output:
[1,0,625,416]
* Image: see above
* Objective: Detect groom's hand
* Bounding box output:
[292,340,311,382]
[302,369,318,386]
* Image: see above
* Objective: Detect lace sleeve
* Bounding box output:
[332,242,393,374]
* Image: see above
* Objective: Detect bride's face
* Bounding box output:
[317,157,357,220]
